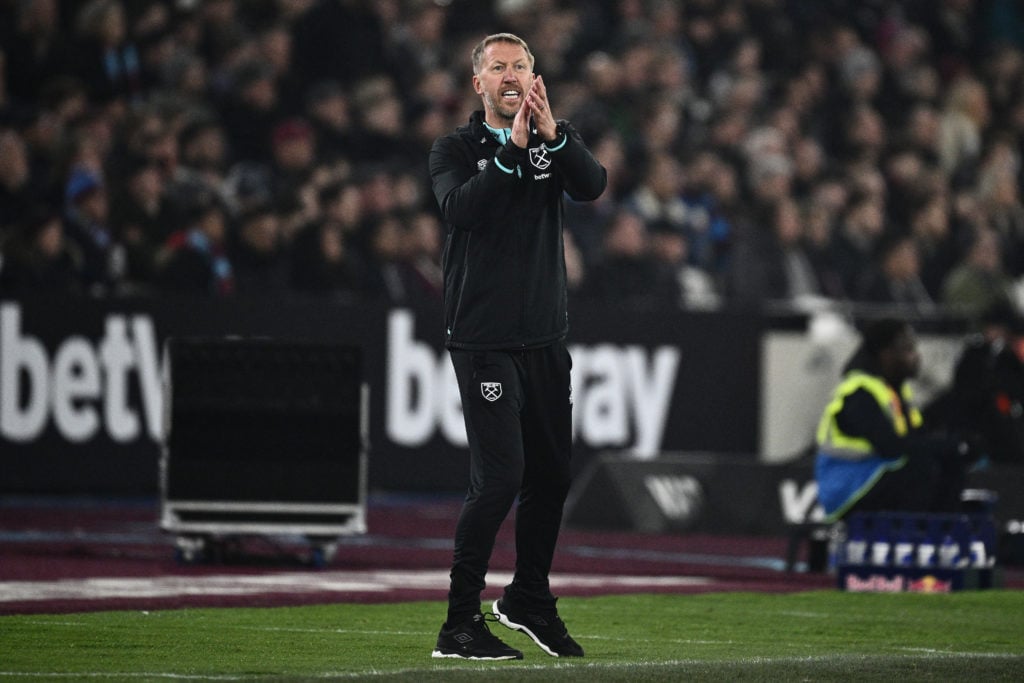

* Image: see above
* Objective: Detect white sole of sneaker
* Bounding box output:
[430,649,521,660]
[492,599,559,657]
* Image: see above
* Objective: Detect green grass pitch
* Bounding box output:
[2,591,1023,681]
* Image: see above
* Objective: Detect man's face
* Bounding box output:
[884,328,922,381]
[473,41,533,124]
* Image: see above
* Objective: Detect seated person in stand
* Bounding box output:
[815,318,977,521]
[945,303,1024,465]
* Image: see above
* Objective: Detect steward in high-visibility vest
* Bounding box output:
[814,319,972,521]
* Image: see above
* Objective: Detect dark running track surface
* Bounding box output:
[1,494,1018,615]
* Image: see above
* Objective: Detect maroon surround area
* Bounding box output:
[1,496,1019,615]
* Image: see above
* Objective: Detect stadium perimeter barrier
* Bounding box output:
[1,295,1021,551]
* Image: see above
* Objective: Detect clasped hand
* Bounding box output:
[511,75,557,147]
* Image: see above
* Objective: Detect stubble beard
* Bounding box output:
[484,91,518,125]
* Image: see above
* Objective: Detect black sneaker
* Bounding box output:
[492,598,584,657]
[431,613,524,660]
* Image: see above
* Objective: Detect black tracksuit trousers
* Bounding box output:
[445,341,573,625]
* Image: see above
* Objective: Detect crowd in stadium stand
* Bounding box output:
[2,0,1024,324]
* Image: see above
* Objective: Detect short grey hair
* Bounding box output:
[471,33,535,74]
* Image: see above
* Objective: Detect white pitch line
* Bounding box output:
[0,569,713,604]
[239,626,431,637]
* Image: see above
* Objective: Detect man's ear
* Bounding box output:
[472,75,482,95]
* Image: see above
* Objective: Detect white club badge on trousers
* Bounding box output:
[481,382,502,402]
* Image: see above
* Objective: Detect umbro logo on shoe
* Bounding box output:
[431,613,524,660]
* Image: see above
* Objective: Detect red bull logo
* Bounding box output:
[907,575,953,593]
[844,574,905,592]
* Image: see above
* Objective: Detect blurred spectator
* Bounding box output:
[177,115,230,195]
[107,154,168,289]
[708,35,765,118]
[219,59,281,163]
[288,183,366,299]
[289,220,360,298]
[742,138,793,207]
[229,201,289,297]
[790,135,827,201]
[858,230,937,316]
[634,93,688,160]
[680,148,738,275]
[155,188,232,296]
[731,196,820,307]
[803,193,848,301]
[841,103,888,166]
[564,131,623,267]
[384,1,448,99]
[902,103,943,167]
[0,208,81,294]
[196,0,251,71]
[355,164,400,227]
[648,220,719,310]
[16,80,84,197]
[912,0,984,79]
[304,80,355,165]
[832,191,888,298]
[71,0,144,107]
[403,210,443,304]
[572,51,620,140]
[222,161,273,221]
[123,110,203,238]
[362,212,410,303]
[983,45,1024,130]
[877,24,933,125]
[2,0,68,102]
[938,75,990,180]
[975,139,1024,277]
[62,166,124,294]
[941,227,1017,321]
[0,127,42,234]
[625,151,690,241]
[882,146,931,227]
[846,151,890,202]
[349,76,417,168]
[263,117,319,238]
[256,21,302,112]
[133,5,178,94]
[583,208,680,308]
[838,44,883,108]
[908,190,960,300]
[159,49,209,106]
[290,0,389,93]
[941,302,1024,464]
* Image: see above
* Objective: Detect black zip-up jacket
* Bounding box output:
[429,111,607,350]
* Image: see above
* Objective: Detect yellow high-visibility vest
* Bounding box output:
[816,370,923,461]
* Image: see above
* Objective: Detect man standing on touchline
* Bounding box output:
[428,32,607,660]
